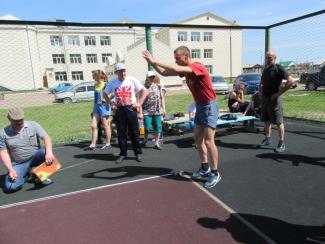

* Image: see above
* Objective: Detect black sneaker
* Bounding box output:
[259,137,272,148]
[135,154,142,162]
[275,141,286,153]
[115,155,126,164]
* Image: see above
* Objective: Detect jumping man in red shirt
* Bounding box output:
[143,46,221,188]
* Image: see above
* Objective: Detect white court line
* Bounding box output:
[189,179,277,244]
[0,173,173,210]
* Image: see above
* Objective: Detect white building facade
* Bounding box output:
[0,12,242,91]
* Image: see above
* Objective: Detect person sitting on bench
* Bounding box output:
[243,91,261,117]
[228,83,249,114]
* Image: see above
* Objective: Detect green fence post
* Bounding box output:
[265,27,270,60]
[145,25,153,71]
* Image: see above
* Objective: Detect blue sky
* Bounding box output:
[1,0,324,64]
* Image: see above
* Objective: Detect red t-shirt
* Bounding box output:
[185,62,216,103]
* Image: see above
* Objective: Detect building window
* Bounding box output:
[50,35,62,46]
[204,49,213,58]
[70,54,82,64]
[191,32,200,42]
[177,31,187,41]
[100,36,111,46]
[84,36,96,46]
[205,65,213,74]
[68,35,80,46]
[86,54,97,63]
[71,71,84,81]
[191,49,201,59]
[203,32,213,41]
[102,53,112,63]
[55,72,67,81]
[52,54,65,64]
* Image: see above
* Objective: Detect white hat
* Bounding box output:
[146,70,156,77]
[114,63,126,72]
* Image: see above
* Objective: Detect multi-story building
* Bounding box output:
[0,12,242,91]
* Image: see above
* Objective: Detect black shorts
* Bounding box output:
[261,96,283,124]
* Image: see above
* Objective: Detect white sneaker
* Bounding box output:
[101,144,111,150]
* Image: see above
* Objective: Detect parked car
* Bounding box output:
[54,82,95,104]
[233,73,261,94]
[300,66,325,91]
[211,75,229,94]
[49,82,74,93]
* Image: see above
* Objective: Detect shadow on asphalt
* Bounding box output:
[81,166,173,180]
[256,153,325,167]
[197,214,325,244]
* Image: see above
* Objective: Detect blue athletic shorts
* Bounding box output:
[93,104,111,117]
[194,100,218,129]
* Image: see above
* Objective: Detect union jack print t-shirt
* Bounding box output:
[104,76,144,106]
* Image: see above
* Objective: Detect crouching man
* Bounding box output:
[0,107,55,193]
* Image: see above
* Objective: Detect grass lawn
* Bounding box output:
[0,90,324,144]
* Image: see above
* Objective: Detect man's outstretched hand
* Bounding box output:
[143,50,155,64]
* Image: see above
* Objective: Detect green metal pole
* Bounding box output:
[264,27,270,64]
[145,26,153,71]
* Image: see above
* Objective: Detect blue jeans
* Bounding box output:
[3,148,45,193]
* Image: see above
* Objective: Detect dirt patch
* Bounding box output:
[0,91,55,109]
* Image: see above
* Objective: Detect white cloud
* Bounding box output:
[265,11,272,16]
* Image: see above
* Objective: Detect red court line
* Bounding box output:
[0,176,267,244]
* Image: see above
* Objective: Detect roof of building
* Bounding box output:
[175,12,237,25]
[115,18,137,24]
[0,14,20,20]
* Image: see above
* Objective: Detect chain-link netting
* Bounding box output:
[0,12,324,143]
[269,13,325,121]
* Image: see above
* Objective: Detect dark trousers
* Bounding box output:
[114,106,142,156]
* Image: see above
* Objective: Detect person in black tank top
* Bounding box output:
[228,83,249,113]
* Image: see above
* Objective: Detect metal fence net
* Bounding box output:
[269,13,325,121]
[0,12,324,143]
[0,23,252,143]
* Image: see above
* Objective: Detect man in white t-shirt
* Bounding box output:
[104,63,148,163]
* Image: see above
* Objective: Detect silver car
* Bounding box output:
[54,82,95,104]
[211,76,229,94]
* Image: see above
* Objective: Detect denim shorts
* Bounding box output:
[194,100,218,129]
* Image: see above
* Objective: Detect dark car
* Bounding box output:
[300,66,325,91]
[233,73,261,94]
